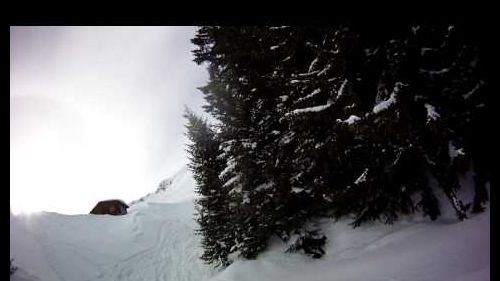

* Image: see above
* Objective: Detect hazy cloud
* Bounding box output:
[10,26,208,214]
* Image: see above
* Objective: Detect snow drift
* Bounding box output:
[10,166,489,281]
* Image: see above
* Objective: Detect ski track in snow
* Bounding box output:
[11,168,214,281]
[97,202,208,281]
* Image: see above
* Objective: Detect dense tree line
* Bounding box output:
[185,25,489,267]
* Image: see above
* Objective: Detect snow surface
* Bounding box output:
[211,210,489,281]
[11,167,214,281]
[11,166,489,281]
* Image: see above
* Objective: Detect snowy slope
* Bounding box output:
[10,167,215,281]
[210,211,489,281]
[10,167,489,281]
[128,166,196,207]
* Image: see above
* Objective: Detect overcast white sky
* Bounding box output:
[10,26,209,215]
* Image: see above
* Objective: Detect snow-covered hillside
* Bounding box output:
[10,167,214,281]
[128,166,196,208]
[10,167,489,281]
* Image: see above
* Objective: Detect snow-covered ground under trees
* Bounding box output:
[10,166,490,281]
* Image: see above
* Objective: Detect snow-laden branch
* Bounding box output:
[337,115,361,125]
[372,82,406,114]
[335,79,348,100]
[463,81,483,100]
[288,102,333,115]
[354,168,369,185]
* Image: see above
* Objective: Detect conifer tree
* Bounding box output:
[188,24,489,264]
[184,109,234,267]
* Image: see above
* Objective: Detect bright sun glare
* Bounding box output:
[10,26,204,215]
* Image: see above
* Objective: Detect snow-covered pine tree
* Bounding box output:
[406,23,487,219]
[278,27,350,222]
[184,109,234,267]
[193,27,273,259]
[323,24,488,225]
[189,24,489,262]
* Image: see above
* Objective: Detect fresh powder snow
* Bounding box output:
[10,166,489,281]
